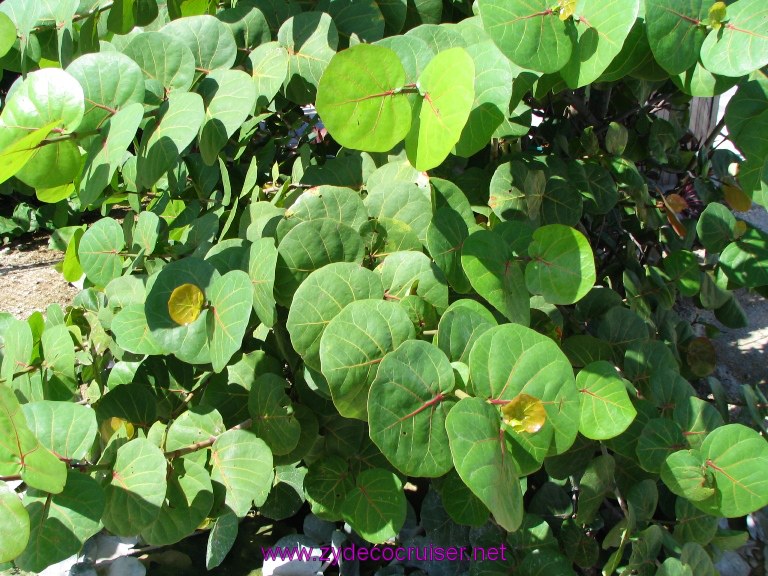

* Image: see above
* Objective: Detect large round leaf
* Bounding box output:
[15,471,104,572]
[66,52,145,132]
[319,299,415,420]
[198,69,258,165]
[0,69,84,151]
[249,41,289,109]
[123,32,196,98]
[0,481,29,563]
[461,228,530,325]
[210,429,274,518]
[375,250,449,311]
[405,47,475,171]
[525,224,596,305]
[317,44,412,153]
[274,218,365,306]
[79,103,145,207]
[454,40,514,157]
[645,0,710,74]
[445,397,523,532]
[435,299,497,363]
[78,217,125,287]
[375,34,435,83]
[468,324,579,460]
[304,455,354,520]
[697,423,768,517]
[112,303,164,356]
[161,15,238,72]
[21,401,97,461]
[364,181,432,242]
[207,270,254,373]
[102,438,167,536]
[141,458,213,546]
[276,186,368,241]
[286,263,384,372]
[561,0,640,87]
[576,361,637,440]
[248,373,301,456]
[341,468,406,543]
[478,0,574,73]
[137,91,205,190]
[368,341,456,477]
[701,0,768,77]
[278,12,339,104]
[145,257,219,362]
[719,228,768,288]
[318,0,385,43]
[661,449,716,503]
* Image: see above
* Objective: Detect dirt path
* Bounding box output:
[0,237,79,319]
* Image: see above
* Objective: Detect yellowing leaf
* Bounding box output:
[0,120,60,185]
[559,0,576,20]
[708,1,727,29]
[99,417,135,442]
[168,283,205,325]
[665,193,688,214]
[722,183,751,212]
[502,393,547,434]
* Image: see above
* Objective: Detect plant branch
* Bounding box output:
[163,418,253,459]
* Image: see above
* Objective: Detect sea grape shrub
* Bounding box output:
[1,0,768,573]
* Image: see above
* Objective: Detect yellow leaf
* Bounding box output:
[708,1,727,29]
[734,220,747,239]
[99,417,135,442]
[558,0,576,20]
[501,393,547,434]
[722,184,752,212]
[168,283,205,325]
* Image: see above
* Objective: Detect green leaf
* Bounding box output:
[636,418,685,473]
[342,468,406,543]
[478,0,574,73]
[435,299,497,363]
[286,262,384,372]
[426,207,472,293]
[278,12,338,104]
[660,449,715,502]
[248,373,300,456]
[304,455,354,520]
[461,228,530,325]
[210,429,274,517]
[123,32,196,98]
[405,47,475,170]
[0,480,28,563]
[468,324,579,462]
[320,299,415,420]
[112,304,164,356]
[79,102,144,207]
[0,69,84,151]
[319,0,385,43]
[206,509,238,570]
[576,453,614,524]
[454,40,514,157]
[78,217,125,287]
[576,361,637,440]
[658,558,693,576]
[697,203,737,253]
[697,423,768,517]
[161,14,237,72]
[166,406,225,455]
[246,237,278,327]
[375,34,435,83]
[701,0,768,77]
[720,228,768,288]
[525,224,596,305]
[137,91,205,190]
[0,121,59,186]
[561,0,639,87]
[21,401,96,461]
[364,181,432,243]
[368,340,456,477]
[66,52,145,133]
[102,438,167,536]
[274,218,365,307]
[445,397,523,532]
[645,0,710,74]
[207,270,254,373]
[435,469,490,526]
[0,12,15,58]
[15,470,104,572]
[198,69,258,165]
[249,41,289,109]
[141,459,214,546]
[317,44,411,153]
[277,186,368,241]
[376,249,448,310]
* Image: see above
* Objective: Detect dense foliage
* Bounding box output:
[1,0,768,573]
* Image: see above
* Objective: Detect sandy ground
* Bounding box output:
[0,237,80,319]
